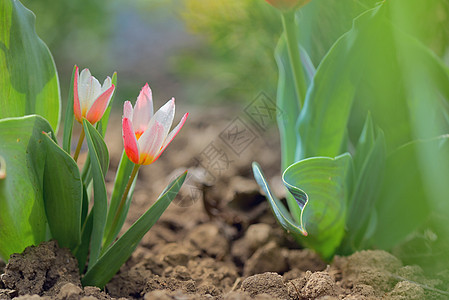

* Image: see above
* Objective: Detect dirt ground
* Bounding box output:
[1,105,448,299]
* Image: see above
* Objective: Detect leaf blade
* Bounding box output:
[83,120,109,268]
[42,132,82,250]
[0,115,52,261]
[82,172,187,288]
[0,0,60,131]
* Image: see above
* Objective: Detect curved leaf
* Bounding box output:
[82,171,187,288]
[252,162,306,237]
[282,154,352,259]
[0,115,52,261]
[0,0,60,131]
[42,132,82,251]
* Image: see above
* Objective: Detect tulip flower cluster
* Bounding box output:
[0,63,188,289]
[68,67,188,288]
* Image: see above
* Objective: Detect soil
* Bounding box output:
[1,106,448,300]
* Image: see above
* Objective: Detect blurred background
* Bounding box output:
[21,0,449,111]
[21,0,282,112]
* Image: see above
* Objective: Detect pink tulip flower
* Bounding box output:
[122,84,188,165]
[73,66,115,124]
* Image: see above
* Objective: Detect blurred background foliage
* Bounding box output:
[21,0,449,108]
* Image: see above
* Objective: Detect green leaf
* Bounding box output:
[298,0,378,66]
[345,125,386,250]
[41,132,82,251]
[0,115,52,261]
[73,211,93,274]
[297,2,449,160]
[83,120,109,269]
[252,162,306,238]
[275,36,301,171]
[0,0,60,131]
[274,36,302,221]
[372,136,449,249]
[103,151,137,249]
[82,171,187,288]
[352,113,375,175]
[282,154,352,259]
[0,155,5,179]
[62,65,77,154]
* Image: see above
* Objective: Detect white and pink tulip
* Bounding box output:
[73,66,115,124]
[122,84,188,165]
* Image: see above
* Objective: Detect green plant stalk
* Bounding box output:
[281,11,307,109]
[102,163,140,249]
[73,126,85,162]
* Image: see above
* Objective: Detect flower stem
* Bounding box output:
[73,126,85,162]
[281,10,307,109]
[103,163,140,249]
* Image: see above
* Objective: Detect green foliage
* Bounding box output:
[82,172,187,288]
[83,120,110,268]
[0,115,52,261]
[254,0,449,269]
[177,0,281,103]
[0,1,187,289]
[42,132,82,251]
[0,0,60,131]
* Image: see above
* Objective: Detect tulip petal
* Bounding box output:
[123,101,133,120]
[138,121,166,165]
[85,85,115,124]
[86,76,103,110]
[122,117,140,164]
[79,68,92,85]
[73,66,82,122]
[101,77,112,93]
[133,83,153,136]
[149,98,175,139]
[155,113,188,161]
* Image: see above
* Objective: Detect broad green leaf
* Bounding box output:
[0,115,52,261]
[62,65,77,154]
[386,0,449,58]
[372,138,446,249]
[298,0,379,66]
[103,151,137,249]
[82,172,187,288]
[42,132,82,251]
[0,0,60,131]
[252,162,305,238]
[83,120,109,269]
[282,154,352,259]
[297,2,449,161]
